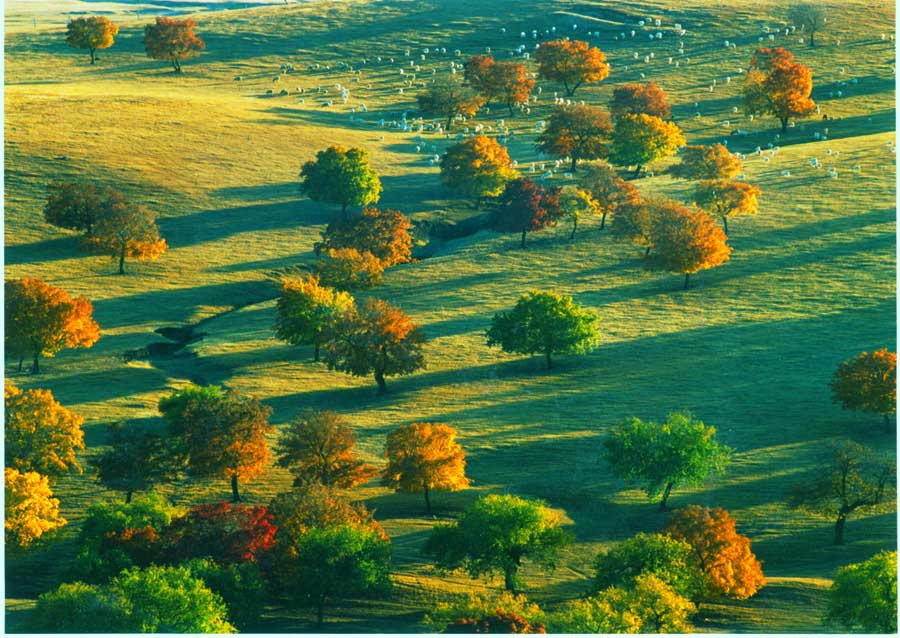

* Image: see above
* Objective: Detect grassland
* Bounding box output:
[4,0,896,632]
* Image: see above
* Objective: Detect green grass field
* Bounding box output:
[4,0,896,632]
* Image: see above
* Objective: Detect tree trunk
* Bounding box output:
[545,350,553,369]
[118,245,126,274]
[31,352,40,374]
[570,156,577,172]
[632,165,643,179]
[504,566,518,592]
[884,414,892,431]
[17,357,23,373]
[508,102,514,116]
[231,474,241,503]
[317,598,325,625]
[600,212,607,231]
[810,31,816,47]
[833,513,846,545]
[374,369,387,394]
[644,245,651,257]
[446,115,453,132]
[125,490,133,504]
[684,273,691,290]
[722,216,729,235]
[313,340,321,362]
[570,216,577,239]
[780,117,788,133]
[424,485,433,515]
[90,48,96,64]
[520,229,527,248]
[659,482,675,511]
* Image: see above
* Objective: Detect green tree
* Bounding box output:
[609,113,685,177]
[92,422,184,502]
[440,135,518,206]
[669,144,743,181]
[602,411,732,510]
[65,16,119,64]
[424,591,546,633]
[788,4,827,47]
[536,104,612,172]
[826,551,897,633]
[425,494,571,592]
[299,146,383,218]
[25,582,129,633]
[143,17,205,73]
[417,74,484,131]
[274,275,354,361]
[182,558,267,631]
[594,532,703,600]
[486,291,600,369]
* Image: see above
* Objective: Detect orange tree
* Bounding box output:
[669,144,743,181]
[693,180,762,234]
[609,82,671,119]
[314,206,412,267]
[610,194,653,255]
[609,114,685,177]
[578,161,640,231]
[158,384,273,502]
[322,298,427,393]
[463,55,499,103]
[274,275,354,361]
[5,381,85,479]
[65,16,119,64]
[830,349,897,429]
[647,201,731,289]
[743,47,815,133]
[491,178,563,248]
[276,410,377,488]
[417,74,484,131]
[491,61,535,115]
[5,468,67,551]
[268,483,385,539]
[143,17,205,73]
[82,191,167,274]
[440,134,518,206]
[666,505,766,600]
[535,39,610,96]
[536,104,612,172]
[316,248,384,291]
[5,277,100,373]
[300,145,382,218]
[382,422,469,515]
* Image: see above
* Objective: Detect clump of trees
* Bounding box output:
[743,47,815,132]
[300,146,382,217]
[92,422,184,503]
[536,104,612,172]
[491,178,563,248]
[440,135,517,206]
[669,144,743,181]
[486,291,600,369]
[609,114,685,177]
[417,75,484,131]
[424,592,546,633]
[609,82,671,119]
[144,17,205,73]
[535,39,610,96]
[594,532,703,600]
[826,550,897,633]
[65,16,119,64]
[463,55,534,114]
[315,206,413,267]
[830,348,896,429]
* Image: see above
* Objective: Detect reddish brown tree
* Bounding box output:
[536,104,612,172]
[143,17,205,73]
[162,502,277,565]
[830,349,897,429]
[578,162,641,231]
[609,82,671,119]
[743,48,815,132]
[492,178,563,248]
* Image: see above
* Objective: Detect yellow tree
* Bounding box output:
[5,381,85,478]
[275,275,354,361]
[578,161,641,231]
[65,16,119,64]
[316,248,384,291]
[666,505,766,600]
[559,186,599,239]
[535,39,610,96]
[382,422,470,514]
[82,191,167,274]
[669,144,743,181]
[830,349,897,429]
[743,48,816,133]
[694,180,762,234]
[648,202,732,289]
[5,277,100,373]
[609,114,685,177]
[440,135,518,206]
[299,146,383,218]
[5,468,67,550]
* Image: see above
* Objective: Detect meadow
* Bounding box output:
[4,0,897,632]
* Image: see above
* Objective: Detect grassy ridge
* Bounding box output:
[4,0,896,632]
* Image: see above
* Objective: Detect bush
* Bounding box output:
[423,591,546,633]
[182,558,267,630]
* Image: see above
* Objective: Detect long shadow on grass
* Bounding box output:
[5,236,81,265]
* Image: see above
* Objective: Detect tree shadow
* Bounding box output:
[5,236,81,265]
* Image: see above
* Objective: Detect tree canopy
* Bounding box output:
[558,185,600,238]
[162,502,278,565]
[144,17,205,73]
[300,146,383,216]
[609,82,671,120]
[830,348,897,428]
[5,468,67,551]
[491,177,563,248]
[82,191,167,274]
[315,206,412,267]
[43,180,105,234]
[669,144,743,181]
[693,179,762,234]
[535,39,610,96]
[440,135,518,204]
[417,74,484,131]
[65,16,119,64]
[536,104,612,172]
[826,551,897,633]
[424,592,546,634]
[594,532,703,600]
[609,113,685,177]
[275,275,354,361]
[743,47,816,132]
[578,161,641,231]
[463,56,534,114]
[92,422,184,502]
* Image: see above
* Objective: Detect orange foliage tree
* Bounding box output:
[66,16,119,64]
[609,82,671,119]
[315,207,412,268]
[275,275,354,361]
[158,384,274,502]
[5,381,85,479]
[143,17,205,73]
[5,468,67,550]
[5,277,100,373]
[830,349,897,429]
[417,75,484,131]
[666,505,766,600]
[268,483,385,540]
[316,248,384,291]
[276,410,378,488]
[463,55,498,101]
[743,48,815,133]
[536,104,612,172]
[82,191,167,274]
[323,298,427,393]
[535,39,610,96]
[610,194,653,255]
[463,56,534,114]
[694,180,762,234]
[647,202,732,289]
[669,144,743,181]
[440,135,518,206]
[382,422,470,514]
[578,161,641,231]
[609,114,685,177]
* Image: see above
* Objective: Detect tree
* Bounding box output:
[5,468,67,551]
[535,39,610,96]
[578,161,641,231]
[274,524,391,625]
[669,144,743,181]
[830,348,897,429]
[162,502,278,565]
[316,248,384,291]
[609,82,671,120]
[5,380,85,478]
[267,483,384,539]
[425,494,571,592]
[65,16,119,64]
[322,298,427,393]
[609,113,685,177]
[143,17,205,73]
[382,422,470,515]
[559,185,600,239]
[743,48,816,133]
[536,104,612,172]
[440,135,518,206]
[25,582,130,633]
[275,275,354,361]
[602,412,732,510]
[43,180,105,233]
[5,277,100,373]
[789,440,895,545]
[92,422,184,503]
[158,384,274,502]
[826,551,897,633]
[594,532,703,600]
[666,505,766,600]
[491,61,536,115]
[181,558,267,631]
[491,177,563,248]
[299,146,383,218]
[788,4,827,47]
[646,202,732,289]
[417,74,484,131]
[609,194,653,254]
[424,592,546,633]
[463,55,499,104]
[82,191,167,274]
[694,180,762,234]
[275,410,378,488]
[486,290,600,369]
[314,206,412,267]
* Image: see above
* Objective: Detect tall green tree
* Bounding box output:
[594,532,703,600]
[92,422,184,502]
[299,146,383,217]
[826,551,897,633]
[274,275,354,362]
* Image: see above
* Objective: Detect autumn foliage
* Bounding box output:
[82,191,167,274]
[300,146,383,216]
[492,178,563,248]
[441,135,518,204]
[830,349,897,428]
[417,75,484,131]
[578,161,641,230]
[609,82,671,120]
[143,17,205,72]
[609,114,685,177]
[382,422,470,514]
[670,144,743,181]
[464,56,534,114]
[743,48,816,132]
[5,468,67,550]
[694,180,762,234]
[536,104,612,171]
[66,16,119,64]
[275,275,354,361]
[666,505,766,600]
[535,39,610,96]
[5,277,100,373]
[162,502,278,565]
[315,206,412,267]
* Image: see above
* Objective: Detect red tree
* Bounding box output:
[492,178,563,248]
[162,502,277,565]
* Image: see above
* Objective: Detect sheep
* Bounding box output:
[234,75,243,81]
[265,88,274,95]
